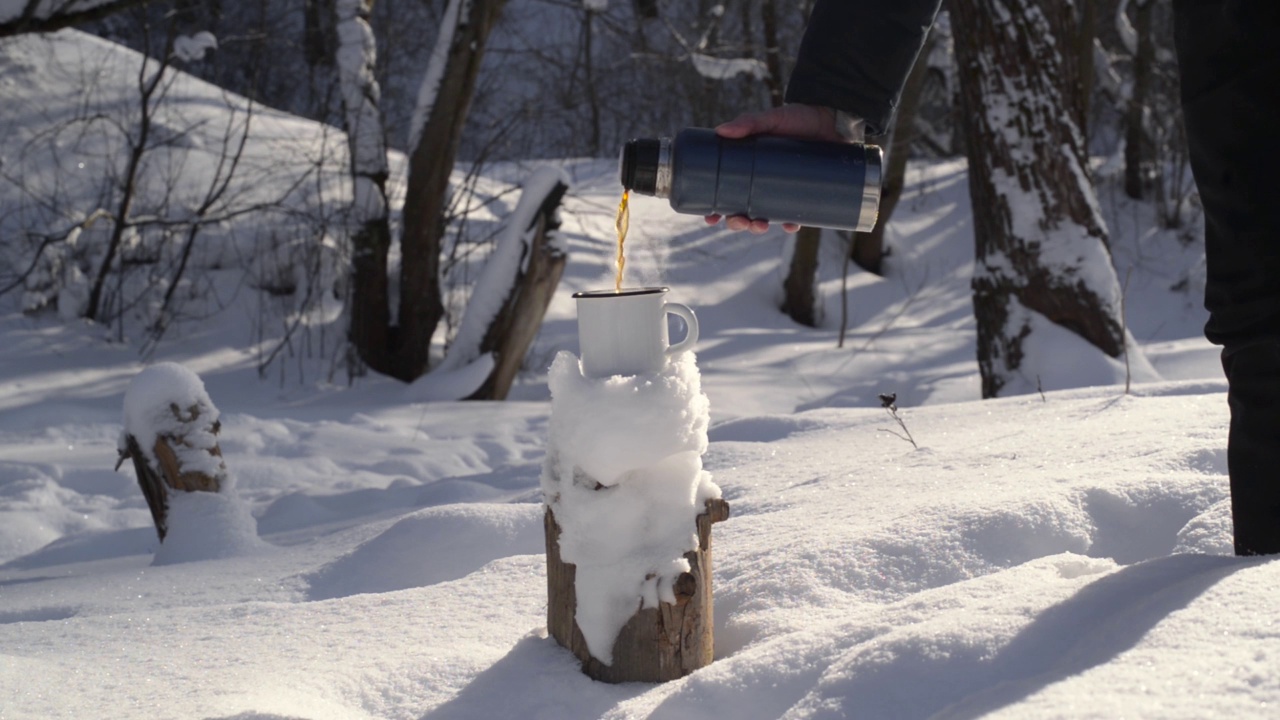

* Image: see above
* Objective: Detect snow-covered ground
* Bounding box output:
[3,29,1271,720]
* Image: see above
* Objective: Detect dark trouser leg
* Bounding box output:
[1222,344,1280,555]
[1174,2,1280,554]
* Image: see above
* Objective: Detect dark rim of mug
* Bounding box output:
[572,287,669,299]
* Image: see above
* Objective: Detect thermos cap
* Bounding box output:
[620,138,662,195]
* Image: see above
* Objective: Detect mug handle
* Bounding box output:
[664,302,699,357]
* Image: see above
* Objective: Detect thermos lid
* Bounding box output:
[619,138,661,195]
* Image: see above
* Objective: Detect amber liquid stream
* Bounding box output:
[614,190,629,292]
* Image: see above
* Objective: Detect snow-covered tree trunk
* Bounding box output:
[436,167,571,400]
[395,0,508,382]
[951,0,1128,398]
[334,0,394,377]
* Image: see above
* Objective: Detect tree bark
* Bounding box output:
[1036,0,1089,142]
[951,0,1127,398]
[1124,0,1154,200]
[394,0,508,382]
[781,227,821,327]
[545,498,729,683]
[581,9,601,157]
[852,29,937,276]
[466,181,569,400]
[304,0,337,68]
[1074,0,1097,147]
[760,0,785,108]
[632,0,658,20]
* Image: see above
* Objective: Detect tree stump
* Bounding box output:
[545,497,730,683]
[116,402,225,541]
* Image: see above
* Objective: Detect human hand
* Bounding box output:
[704,104,860,234]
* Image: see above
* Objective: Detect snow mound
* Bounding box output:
[708,414,828,443]
[305,503,543,600]
[1173,498,1234,555]
[152,491,268,566]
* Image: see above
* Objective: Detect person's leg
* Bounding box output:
[1221,343,1280,555]
[1174,1,1280,555]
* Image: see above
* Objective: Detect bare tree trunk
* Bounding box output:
[304,0,337,118]
[581,9,601,157]
[1037,0,1089,143]
[781,227,821,327]
[777,0,820,325]
[852,30,936,276]
[304,0,336,68]
[951,0,1127,399]
[1075,0,1097,147]
[1124,0,1154,199]
[760,0,785,108]
[632,0,659,20]
[394,0,508,382]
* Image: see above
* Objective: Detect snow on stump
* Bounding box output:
[542,350,728,683]
[116,362,229,541]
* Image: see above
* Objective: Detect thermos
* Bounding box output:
[619,127,883,232]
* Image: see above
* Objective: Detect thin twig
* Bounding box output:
[877,393,918,449]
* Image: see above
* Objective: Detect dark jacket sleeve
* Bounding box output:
[784,0,943,136]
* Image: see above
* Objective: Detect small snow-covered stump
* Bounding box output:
[542,351,728,683]
[116,363,229,541]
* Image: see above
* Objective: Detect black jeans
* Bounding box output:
[1174,1,1280,555]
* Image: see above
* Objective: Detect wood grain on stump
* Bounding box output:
[545,497,730,683]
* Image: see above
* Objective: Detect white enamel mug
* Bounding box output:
[572,287,699,378]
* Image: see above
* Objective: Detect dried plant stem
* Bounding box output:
[878,405,919,449]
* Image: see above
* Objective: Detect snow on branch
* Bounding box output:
[408,0,469,151]
[690,52,767,81]
[172,31,217,63]
[1115,0,1138,56]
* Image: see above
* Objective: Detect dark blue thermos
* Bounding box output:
[619,127,883,232]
